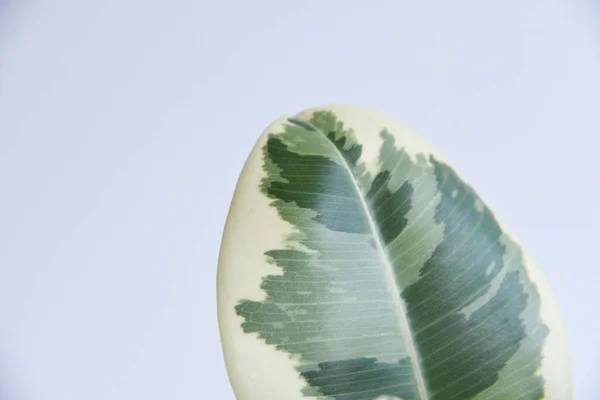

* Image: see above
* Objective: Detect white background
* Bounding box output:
[0,1,598,399]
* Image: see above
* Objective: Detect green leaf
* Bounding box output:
[217,105,571,400]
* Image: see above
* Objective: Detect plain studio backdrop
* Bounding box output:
[0,1,598,399]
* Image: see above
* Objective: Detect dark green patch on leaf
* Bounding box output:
[366,171,413,245]
[301,358,417,400]
[264,136,369,234]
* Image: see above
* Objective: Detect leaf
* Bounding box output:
[217,105,571,400]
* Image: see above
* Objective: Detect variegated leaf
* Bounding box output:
[217,105,571,400]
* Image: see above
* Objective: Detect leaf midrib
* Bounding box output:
[289,117,429,400]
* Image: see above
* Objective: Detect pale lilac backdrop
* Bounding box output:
[0,1,598,399]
